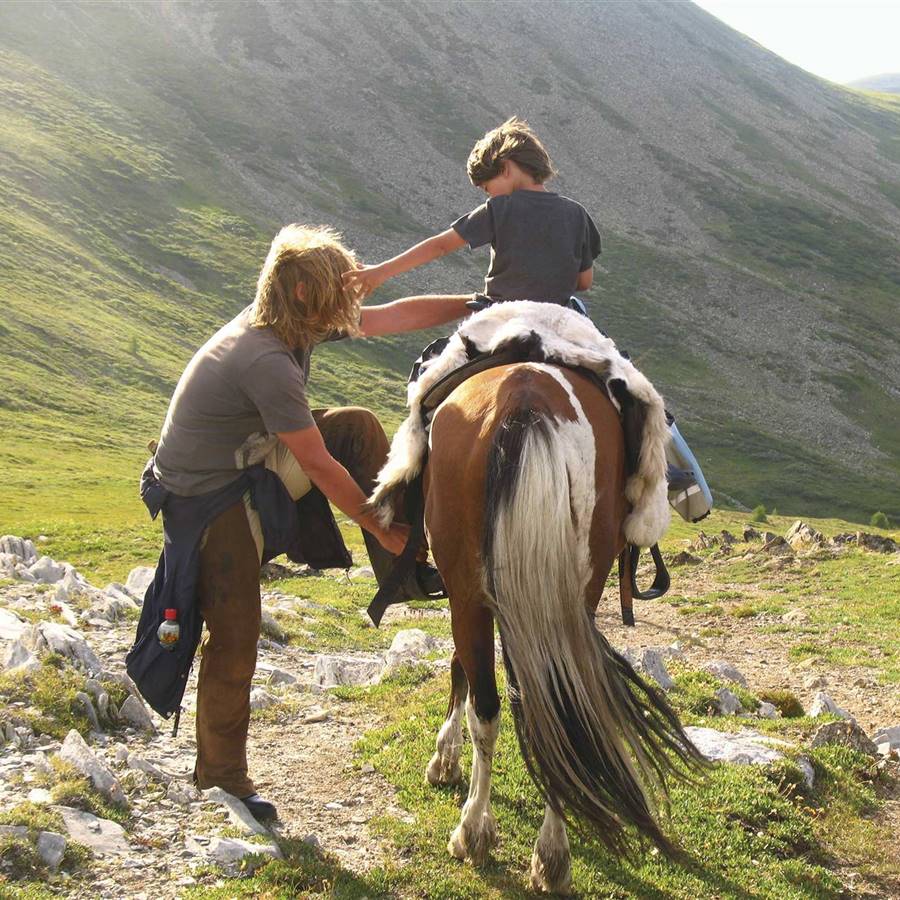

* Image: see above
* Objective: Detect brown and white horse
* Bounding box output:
[422,361,701,893]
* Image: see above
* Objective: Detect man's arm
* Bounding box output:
[277,425,408,555]
[576,268,593,291]
[343,228,466,298]
[359,294,471,338]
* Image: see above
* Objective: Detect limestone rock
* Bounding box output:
[58,730,125,806]
[313,654,383,688]
[127,754,170,783]
[209,836,281,866]
[811,721,877,756]
[0,608,30,642]
[685,726,814,787]
[53,806,130,856]
[2,638,40,673]
[808,691,853,722]
[785,520,825,550]
[167,781,199,806]
[28,556,67,584]
[119,695,156,734]
[28,622,102,675]
[622,647,674,690]
[832,531,899,553]
[715,688,743,715]
[690,532,716,551]
[742,527,761,542]
[74,692,101,732]
[348,566,375,580]
[249,688,278,711]
[27,788,53,805]
[255,662,297,686]
[762,535,791,555]
[383,629,435,671]
[36,831,67,870]
[125,566,155,601]
[872,725,900,750]
[803,674,827,690]
[757,702,779,719]
[203,787,270,836]
[703,660,748,688]
[0,535,37,563]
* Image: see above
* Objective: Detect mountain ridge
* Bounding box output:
[1,0,898,523]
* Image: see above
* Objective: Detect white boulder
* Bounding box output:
[685,726,814,787]
[209,836,281,866]
[28,556,67,584]
[383,628,435,671]
[36,831,67,870]
[873,725,900,750]
[757,702,779,719]
[53,806,130,856]
[119,695,156,734]
[808,691,854,722]
[203,787,270,836]
[622,647,674,691]
[3,639,40,674]
[28,622,102,675]
[703,660,748,688]
[249,688,278,711]
[125,566,155,601]
[0,608,29,642]
[715,688,744,715]
[0,536,37,564]
[58,730,126,806]
[313,654,383,688]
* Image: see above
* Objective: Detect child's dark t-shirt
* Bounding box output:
[451,190,601,303]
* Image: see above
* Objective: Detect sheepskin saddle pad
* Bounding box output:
[370,301,671,548]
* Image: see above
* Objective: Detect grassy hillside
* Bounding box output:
[1,0,899,530]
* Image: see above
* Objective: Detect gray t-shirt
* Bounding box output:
[452,190,601,303]
[153,306,315,497]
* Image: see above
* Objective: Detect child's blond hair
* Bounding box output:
[252,224,361,349]
[466,117,557,186]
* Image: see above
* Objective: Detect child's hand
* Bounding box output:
[343,263,389,299]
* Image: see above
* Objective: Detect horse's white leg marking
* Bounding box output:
[529,805,573,895]
[426,698,464,786]
[447,697,499,864]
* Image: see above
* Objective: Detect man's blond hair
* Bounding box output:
[467,116,557,186]
[252,224,361,349]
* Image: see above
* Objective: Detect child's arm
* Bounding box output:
[576,268,593,291]
[343,228,466,298]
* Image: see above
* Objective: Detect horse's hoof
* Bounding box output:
[426,752,462,786]
[529,847,573,895]
[447,824,468,860]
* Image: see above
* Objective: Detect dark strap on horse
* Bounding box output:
[629,543,670,600]
[366,472,426,627]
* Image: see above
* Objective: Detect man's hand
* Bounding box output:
[373,521,410,556]
[343,263,389,300]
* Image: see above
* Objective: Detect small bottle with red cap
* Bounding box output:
[157,609,180,650]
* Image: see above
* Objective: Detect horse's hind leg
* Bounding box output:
[530,805,573,895]
[426,650,467,786]
[447,605,500,865]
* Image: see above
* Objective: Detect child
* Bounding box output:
[347,118,712,523]
[343,117,601,307]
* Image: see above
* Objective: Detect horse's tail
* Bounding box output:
[482,400,703,857]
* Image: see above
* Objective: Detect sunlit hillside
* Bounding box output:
[1,0,898,529]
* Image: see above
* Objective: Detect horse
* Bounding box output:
[421,361,702,894]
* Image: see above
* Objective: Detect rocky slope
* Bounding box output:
[1,0,899,520]
[1,527,899,895]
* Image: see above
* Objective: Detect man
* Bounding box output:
[127,224,469,821]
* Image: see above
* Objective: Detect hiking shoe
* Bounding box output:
[413,562,447,600]
[241,793,278,823]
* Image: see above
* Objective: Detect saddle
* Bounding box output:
[367,340,670,627]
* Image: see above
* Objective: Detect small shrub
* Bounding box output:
[0,802,66,835]
[758,688,804,718]
[751,504,768,523]
[870,511,889,529]
[0,834,44,880]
